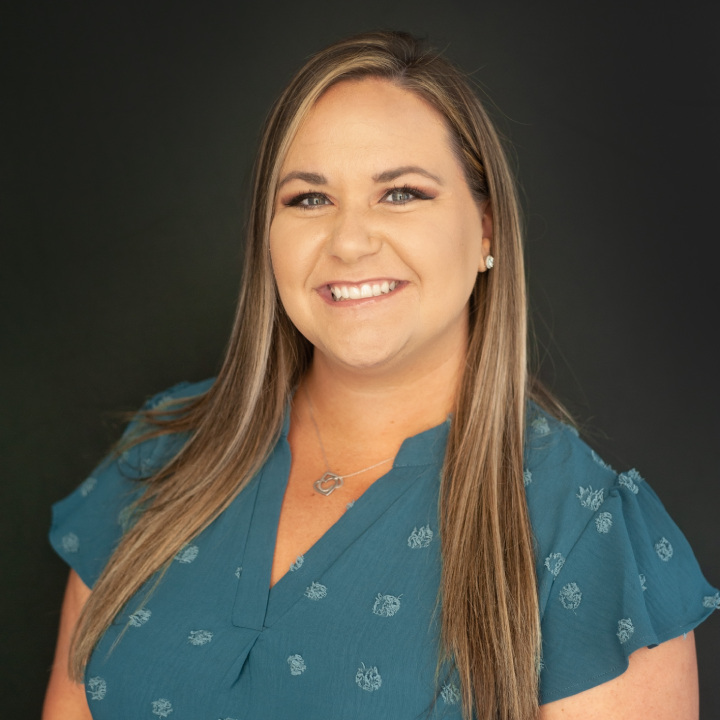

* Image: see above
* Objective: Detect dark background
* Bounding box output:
[2,0,718,716]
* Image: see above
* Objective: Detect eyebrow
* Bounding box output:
[276,165,443,190]
[276,171,327,189]
[373,166,443,185]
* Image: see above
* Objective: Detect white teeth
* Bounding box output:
[329,281,400,301]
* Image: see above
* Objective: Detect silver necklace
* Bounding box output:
[304,386,393,496]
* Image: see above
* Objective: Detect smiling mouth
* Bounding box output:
[329,281,399,301]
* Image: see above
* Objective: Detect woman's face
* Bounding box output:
[269,78,491,378]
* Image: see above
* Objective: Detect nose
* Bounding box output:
[326,205,382,263]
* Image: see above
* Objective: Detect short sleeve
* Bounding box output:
[525,412,719,703]
[48,379,211,588]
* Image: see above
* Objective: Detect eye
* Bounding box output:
[382,186,432,205]
[286,192,331,209]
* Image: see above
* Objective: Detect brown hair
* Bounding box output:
[71,31,542,720]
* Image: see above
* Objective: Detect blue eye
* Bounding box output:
[383,186,432,204]
[387,189,414,203]
[301,194,329,207]
[287,192,330,208]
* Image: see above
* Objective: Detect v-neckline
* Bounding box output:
[230,413,450,631]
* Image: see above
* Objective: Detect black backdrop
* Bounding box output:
[2,1,718,716]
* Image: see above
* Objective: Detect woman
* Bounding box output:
[44,31,717,720]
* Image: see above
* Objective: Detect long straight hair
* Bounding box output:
[70,31,541,720]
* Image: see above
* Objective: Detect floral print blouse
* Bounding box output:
[50,379,718,719]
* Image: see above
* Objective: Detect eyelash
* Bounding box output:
[384,185,432,203]
[284,185,433,209]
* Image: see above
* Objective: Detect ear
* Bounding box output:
[478,203,493,272]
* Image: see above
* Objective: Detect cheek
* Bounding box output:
[269,219,317,279]
[426,225,482,313]
[420,216,482,280]
[268,236,283,285]
[452,213,485,277]
[269,228,317,336]
[268,231,295,305]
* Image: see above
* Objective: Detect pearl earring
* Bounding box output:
[485,255,494,269]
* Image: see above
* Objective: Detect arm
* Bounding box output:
[539,632,699,720]
[43,569,93,720]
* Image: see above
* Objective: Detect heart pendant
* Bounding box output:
[313,472,343,496]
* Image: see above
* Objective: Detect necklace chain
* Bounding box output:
[304,385,393,496]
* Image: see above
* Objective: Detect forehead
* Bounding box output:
[280,78,456,171]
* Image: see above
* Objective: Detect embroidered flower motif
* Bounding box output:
[146,393,172,410]
[61,533,79,553]
[576,486,604,512]
[305,582,327,600]
[617,617,635,644]
[595,511,613,534]
[523,469,533,487]
[86,676,107,701]
[407,525,434,549]
[655,537,673,562]
[639,574,647,592]
[287,654,307,675]
[591,450,613,472]
[117,504,135,531]
[544,552,565,577]
[128,608,151,627]
[702,592,720,610]
[79,477,97,496]
[559,582,582,611]
[235,566,242,579]
[440,682,461,705]
[188,630,213,646]
[372,593,402,617]
[139,456,155,475]
[618,469,642,494]
[531,416,550,436]
[290,555,304,572]
[174,545,199,564]
[151,698,173,717]
[355,663,382,692]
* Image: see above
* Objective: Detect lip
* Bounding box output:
[315,279,407,306]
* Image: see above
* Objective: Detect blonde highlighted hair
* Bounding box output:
[71,31,544,720]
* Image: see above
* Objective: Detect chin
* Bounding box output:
[315,340,407,374]
[306,325,407,369]
[336,350,401,372]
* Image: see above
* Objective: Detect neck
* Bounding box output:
[300,347,463,451]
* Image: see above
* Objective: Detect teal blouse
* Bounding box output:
[50,379,718,719]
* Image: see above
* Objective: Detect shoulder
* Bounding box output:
[139,377,215,414]
[49,378,215,587]
[524,402,616,491]
[523,403,621,569]
[523,403,718,704]
[118,377,215,471]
